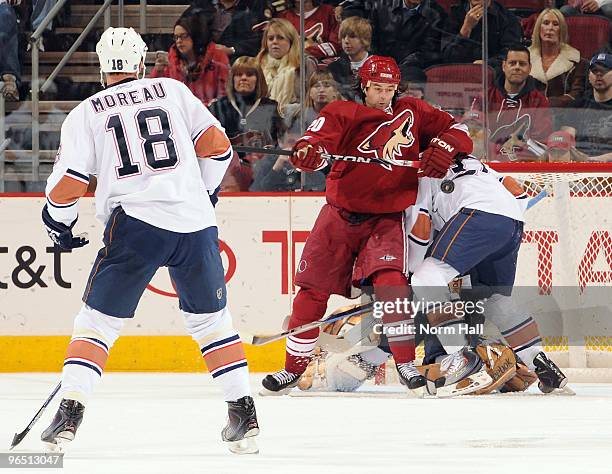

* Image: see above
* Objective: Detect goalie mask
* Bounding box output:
[96,27,148,86]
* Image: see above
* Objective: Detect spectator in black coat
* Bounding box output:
[341,0,447,70]
[441,0,523,71]
[188,0,267,63]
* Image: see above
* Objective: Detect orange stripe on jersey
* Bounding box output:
[504,321,541,349]
[195,126,231,159]
[410,213,431,242]
[65,340,109,370]
[501,176,525,197]
[49,175,88,205]
[202,342,246,372]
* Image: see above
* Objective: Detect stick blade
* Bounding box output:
[10,430,27,450]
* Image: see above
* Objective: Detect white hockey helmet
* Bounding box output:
[96,27,148,82]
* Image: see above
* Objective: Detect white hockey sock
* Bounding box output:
[436,320,468,355]
[184,307,251,401]
[514,344,543,371]
[62,305,124,405]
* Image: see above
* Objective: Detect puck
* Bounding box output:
[441,180,455,193]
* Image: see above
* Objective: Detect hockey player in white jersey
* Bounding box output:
[409,157,568,395]
[39,27,259,454]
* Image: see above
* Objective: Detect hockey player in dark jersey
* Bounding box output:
[262,55,473,394]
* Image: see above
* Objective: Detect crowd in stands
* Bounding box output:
[1,0,611,192]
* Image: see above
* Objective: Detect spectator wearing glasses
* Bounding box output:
[150,12,229,105]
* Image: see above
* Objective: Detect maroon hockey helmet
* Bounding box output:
[358,56,401,88]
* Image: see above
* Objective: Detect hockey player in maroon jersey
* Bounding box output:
[262,55,473,394]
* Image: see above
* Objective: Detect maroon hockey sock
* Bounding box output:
[284,287,329,374]
[372,269,416,364]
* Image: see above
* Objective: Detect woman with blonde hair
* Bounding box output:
[528,8,587,108]
[256,18,315,114]
[208,56,285,191]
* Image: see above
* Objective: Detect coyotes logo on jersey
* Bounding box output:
[305,22,324,43]
[357,109,415,163]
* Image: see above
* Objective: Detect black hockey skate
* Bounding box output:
[41,399,84,450]
[430,348,492,398]
[533,352,568,393]
[222,396,259,454]
[261,369,300,395]
[396,361,427,394]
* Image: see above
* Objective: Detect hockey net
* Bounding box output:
[379,162,612,384]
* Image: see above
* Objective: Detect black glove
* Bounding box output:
[42,205,89,250]
[208,186,221,207]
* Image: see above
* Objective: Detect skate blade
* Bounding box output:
[435,369,493,398]
[407,386,426,398]
[227,429,259,455]
[259,386,293,396]
[43,431,74,452]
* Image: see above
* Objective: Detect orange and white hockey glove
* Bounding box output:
[290,139,327,172]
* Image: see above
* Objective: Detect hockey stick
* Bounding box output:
[233,146,420,171]
[242,302,374,346]
[10,381,61,450]
[527,188,548,210]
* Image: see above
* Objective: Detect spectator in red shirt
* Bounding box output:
[150,12,229,105]
[278,0,341,61]
[477,45,552,161]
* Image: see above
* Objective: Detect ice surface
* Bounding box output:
[2,373,611,474]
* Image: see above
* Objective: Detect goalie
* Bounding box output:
[297,308,538,396]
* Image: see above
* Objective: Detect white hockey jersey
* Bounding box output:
[46,77,231,233]
[405,157,528,273]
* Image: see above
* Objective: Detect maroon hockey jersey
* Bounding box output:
[301,97,473,214]
[280,5,340,59]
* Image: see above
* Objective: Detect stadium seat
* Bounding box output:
[425,63,495,113]
[565,15,610,60]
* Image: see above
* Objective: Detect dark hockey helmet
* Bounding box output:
[358,55,401,88]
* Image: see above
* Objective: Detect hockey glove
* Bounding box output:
[419,133,464,178]
[290,139,327,172]
[42,205,89,250]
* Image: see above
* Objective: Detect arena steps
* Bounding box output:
[55,4,189,35]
